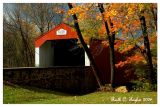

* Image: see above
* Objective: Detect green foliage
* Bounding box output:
[79,19,102,38]
[150,37,157,70]
[132,81,151,92]
[131,62,157,91]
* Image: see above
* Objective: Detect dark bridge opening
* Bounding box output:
[53,39,85,66]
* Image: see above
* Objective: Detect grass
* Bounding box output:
[3,84,157,104]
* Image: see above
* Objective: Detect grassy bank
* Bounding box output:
[3,85,157,104]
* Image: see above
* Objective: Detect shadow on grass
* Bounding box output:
[4,81,95,96]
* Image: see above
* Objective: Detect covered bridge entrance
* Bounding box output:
[35,23,89,67]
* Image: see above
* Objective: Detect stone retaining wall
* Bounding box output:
[3,66,98,94]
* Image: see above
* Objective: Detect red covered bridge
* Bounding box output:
[35,23,135,85]
[35,23,88,67]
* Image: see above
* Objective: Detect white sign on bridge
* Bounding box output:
[56,29,67,35]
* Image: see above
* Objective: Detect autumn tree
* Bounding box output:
[102,3,157,86]
[98,3,116,89]
[67,3,157,88]
[139,12,155,85]
[123,4,156,85]
[68,3,102,88]
[150,3,157,30]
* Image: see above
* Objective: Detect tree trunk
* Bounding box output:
[150,4,157,30]
[98,3,116,88]
[139,15,155,85]
[68,3,102,88]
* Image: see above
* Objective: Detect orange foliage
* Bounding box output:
[116,53,145,68]
[98,23,106,36]
[149,35,157,43]
[68,3,155,35]
[67,3,156,69]
[92,39,145,69]
[83,36,90,44]
[68,4,93,21]
[101,40,109,47]
[114,40,124,50]
[120,45,134,53]
[114,39,145,68]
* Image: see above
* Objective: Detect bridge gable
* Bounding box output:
[35,23,78,47]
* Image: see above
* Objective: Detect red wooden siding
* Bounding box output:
[89,39,111,85]
[90,39,135,85]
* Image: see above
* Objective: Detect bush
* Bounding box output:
[131,62,157,92]
[132,81,152,91]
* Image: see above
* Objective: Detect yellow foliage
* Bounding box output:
[110,9,117,16]
[128,7,134,15]
[96,15,102,20]
[138,4,145,12]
